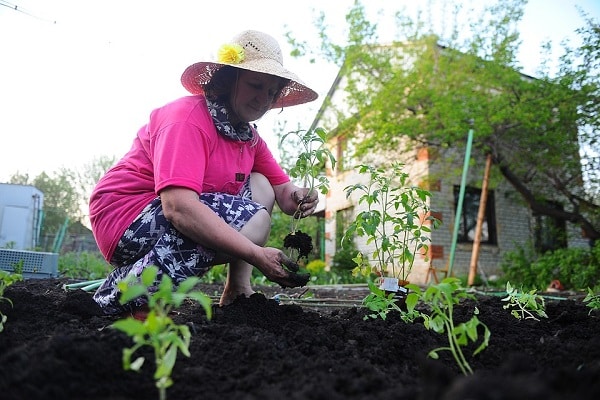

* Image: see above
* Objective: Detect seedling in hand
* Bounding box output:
[280,127,336,261]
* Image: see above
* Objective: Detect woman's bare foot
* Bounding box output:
[219,286,255,307]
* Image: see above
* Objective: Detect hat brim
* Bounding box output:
[181,61,318,109]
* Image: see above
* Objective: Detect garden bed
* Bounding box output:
[0,278,599,400]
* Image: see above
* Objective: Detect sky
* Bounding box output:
[1,0,599,183]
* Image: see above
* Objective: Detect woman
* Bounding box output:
[89,30,319,315]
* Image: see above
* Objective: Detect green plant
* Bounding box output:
[0,270,23,333]
[59,251,112,280]
[11,259,24,275]
[305,259,326,275]
[361,279,405,320]
[406,278,491,376]
[281,127,336,261]
[582,287,600,315]
[331,239,359,272]
[501,281,548,321]
[112,266,212,400]
[344,162,440,282]
[199,263,227,284]
[1,241,17,249]
[281,127,336,230]
[502,241,600,292]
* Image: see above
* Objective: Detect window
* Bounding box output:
[453,186,497,245]
[533,202,567,253]
[335,207,354,249]
[335,135,356,172]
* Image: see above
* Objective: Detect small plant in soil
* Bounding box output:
[361,279,404,320]
[280,127,336,262]
[583,287,600,315]
[406,278,491,376]
[0,269,23,333]
[112,266,213,400]
[501,281,548,321]
[344,162,440,300]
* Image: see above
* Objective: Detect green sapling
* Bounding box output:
[112,266,212,400]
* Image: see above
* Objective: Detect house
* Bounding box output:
[309,39,588,285]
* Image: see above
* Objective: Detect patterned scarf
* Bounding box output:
[206,99,254,142]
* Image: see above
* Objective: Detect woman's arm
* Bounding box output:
[160,186,305,285]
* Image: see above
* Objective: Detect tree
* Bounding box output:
[75,155,116,224]
[10,169,80,245]
[8,156,116,250]
[294,0,600,243]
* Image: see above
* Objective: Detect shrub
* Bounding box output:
[305,259,326,275]
[59,251,112,280]
[331,242,359,272]
[502,241,600,291]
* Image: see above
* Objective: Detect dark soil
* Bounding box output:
[1,278,599,400]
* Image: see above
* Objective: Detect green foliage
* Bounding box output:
[280,127,336,195]
[11,260,24,275]
[502,241,600,291]
[112,266,212,400]
[0,270,23,333]
[299,0,599,246]
[305,259,327,285]
[9,156,117,252]
[331,237,360,272]
[583,288,600,315]
[317,269,367,285]
[305,259,326,275]
[406,278,491,376]
[344,163,440,281]
[361,279,410,321]
[501,281,548,321]
[199,264,227,284]
[59,251,112,280]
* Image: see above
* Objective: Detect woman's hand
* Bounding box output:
[292,188,319,218]
[273,182,319,217]
[254,247,310,288]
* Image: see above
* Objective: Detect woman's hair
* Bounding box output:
[204,66,290,105]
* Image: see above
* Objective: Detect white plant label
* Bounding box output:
[379,277,399,292]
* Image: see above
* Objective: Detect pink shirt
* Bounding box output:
[90,95,290,261]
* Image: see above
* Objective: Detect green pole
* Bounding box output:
[52,217,69,253]
[447,128,474,276]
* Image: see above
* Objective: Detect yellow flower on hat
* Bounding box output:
[217,44,245,64]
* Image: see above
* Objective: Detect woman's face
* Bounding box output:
[229,70,284,123]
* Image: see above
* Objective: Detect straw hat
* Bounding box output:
[181,30,318,109]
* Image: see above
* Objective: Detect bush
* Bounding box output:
[331,242,359,272]
[502,241,600,291]
[200,264,228,284]
[306,259,326,275]
[59,251,112,280]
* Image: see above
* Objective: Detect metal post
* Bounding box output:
[447,128,474,277]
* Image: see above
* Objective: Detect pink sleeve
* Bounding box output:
[252,135,290,186]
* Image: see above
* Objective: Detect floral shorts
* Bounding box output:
[93,179,265,315]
